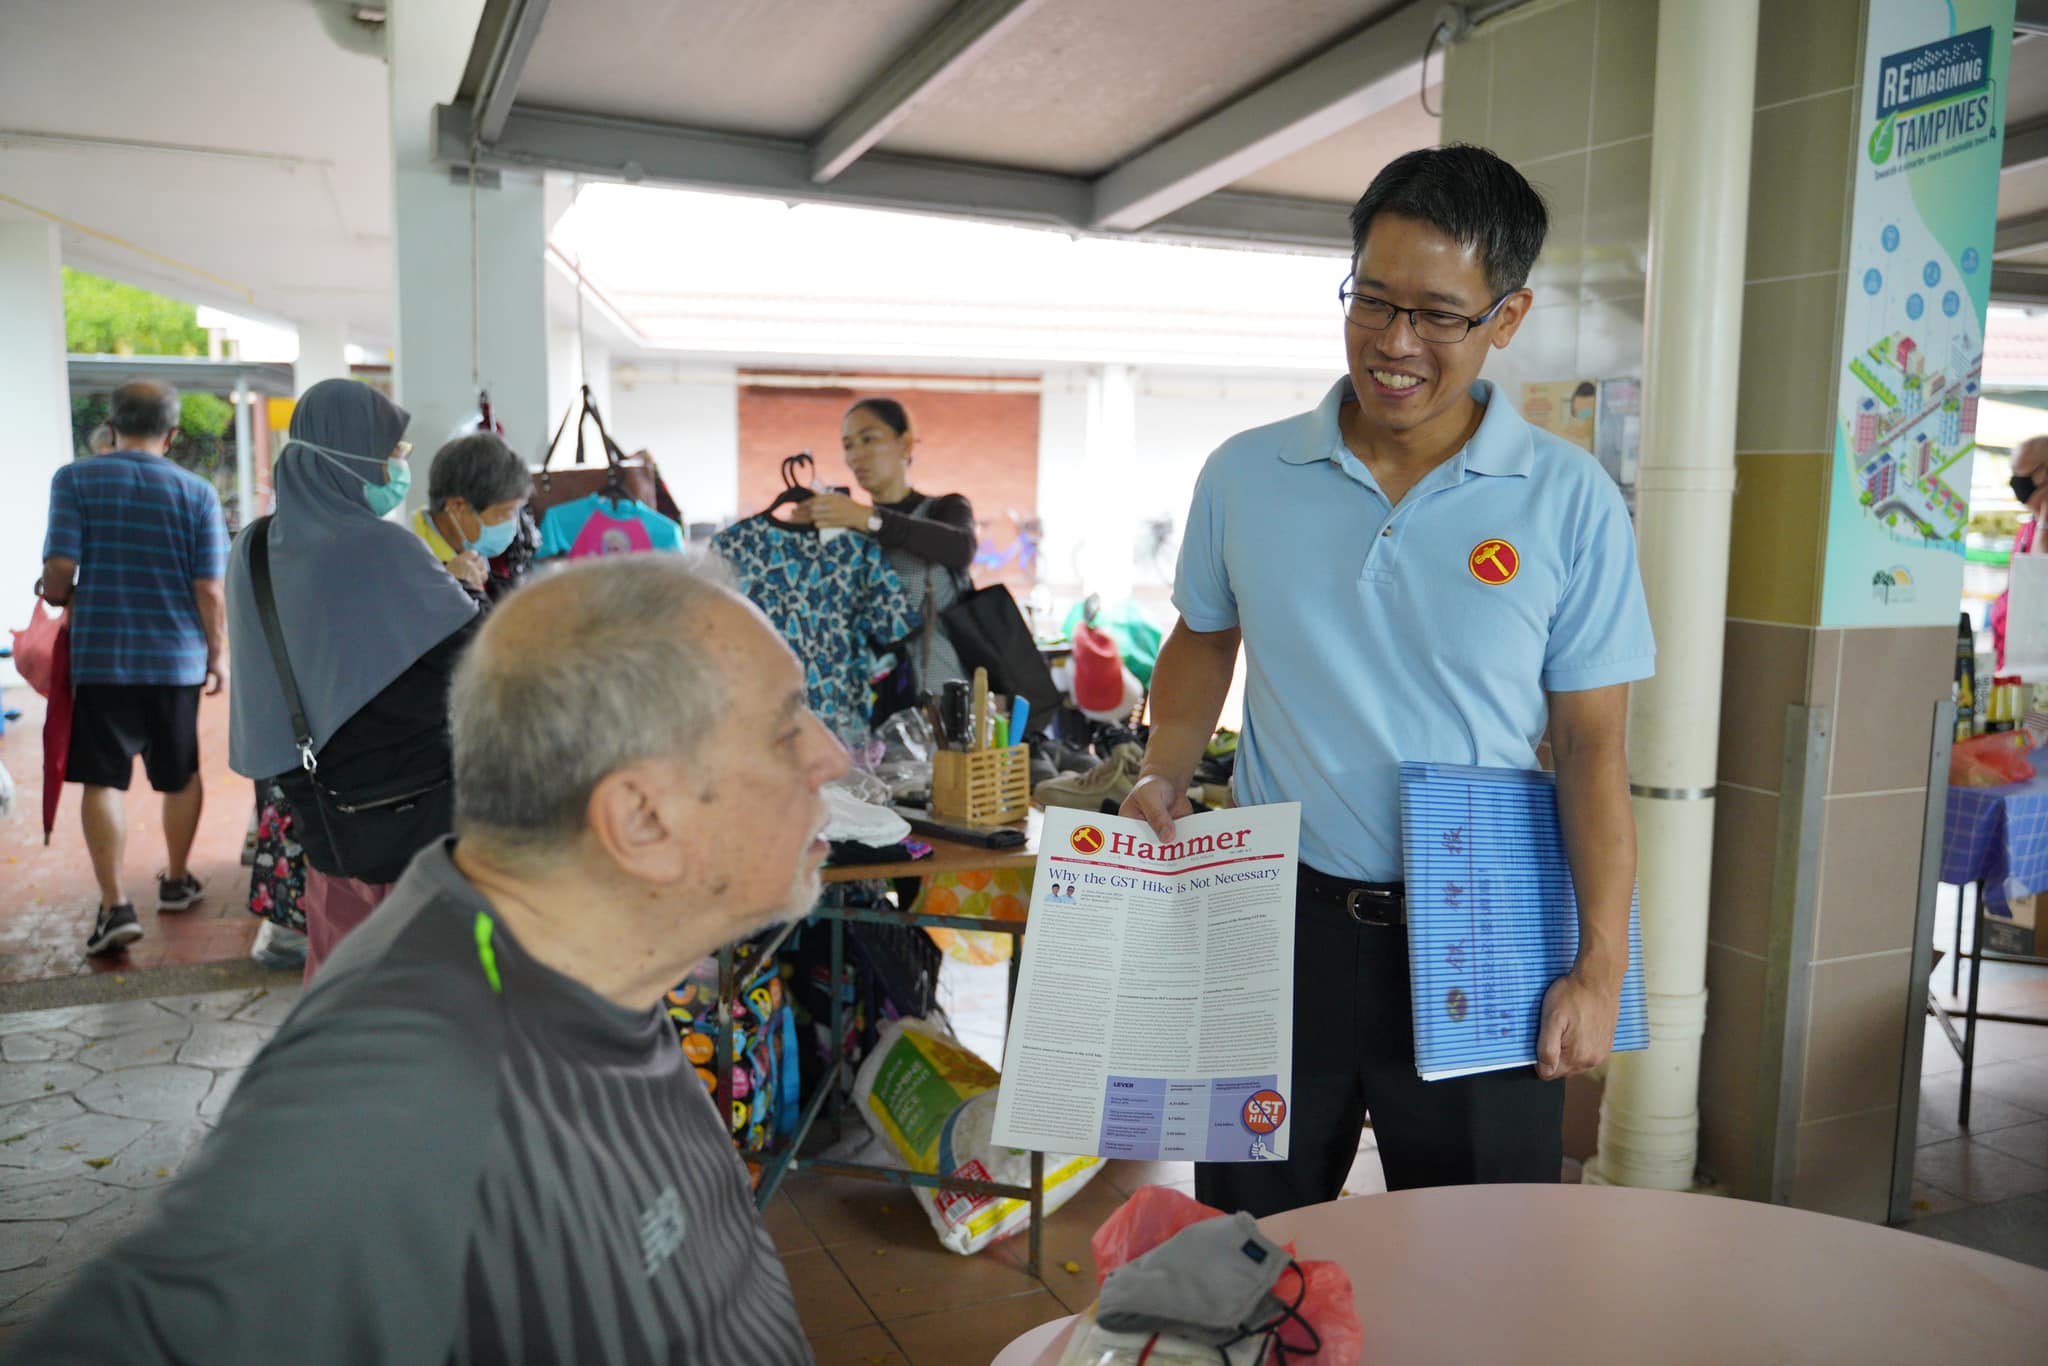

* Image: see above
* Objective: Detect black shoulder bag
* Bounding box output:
[248,517,453,884]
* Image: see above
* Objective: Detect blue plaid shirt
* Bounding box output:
[43,450,229,686]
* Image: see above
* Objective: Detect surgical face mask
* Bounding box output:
[2014,472,2040,506]
[465,508,519,559]
[287,438,411,516]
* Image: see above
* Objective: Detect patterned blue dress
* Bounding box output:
[712,518,919,736]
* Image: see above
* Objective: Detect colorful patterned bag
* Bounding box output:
[667,939,800,1165]
[911,866,1034,965]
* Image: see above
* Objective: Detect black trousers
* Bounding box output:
[1193,880,1565,1218]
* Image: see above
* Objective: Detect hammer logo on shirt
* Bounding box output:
[1468,538,1520,585]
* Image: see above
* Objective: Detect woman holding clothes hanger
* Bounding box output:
[788,396,979,720]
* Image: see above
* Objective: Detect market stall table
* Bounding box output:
[1938,769,2048,1125]
[1002,1184,2048,1364]
[713,812,1049,1270]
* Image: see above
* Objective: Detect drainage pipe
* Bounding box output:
[1584,0,1759,1191]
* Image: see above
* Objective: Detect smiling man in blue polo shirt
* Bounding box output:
[1124,145,1654,1216]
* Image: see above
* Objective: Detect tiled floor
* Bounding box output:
[1911,887,2048,1227]
[0,687,260,985]
[766,955,1391,1363]
[765,1133,1388,1364]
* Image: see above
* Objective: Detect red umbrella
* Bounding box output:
[42,617,70,844]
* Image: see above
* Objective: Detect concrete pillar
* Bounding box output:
[0,220,72,688]
[388,0,547,495]
[232,378,254,533]
[294,320,351,396]
[1587,0,1760,1193]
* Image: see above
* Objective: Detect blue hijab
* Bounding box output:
[226,379,479,779]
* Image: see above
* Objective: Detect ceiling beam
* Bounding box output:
[1152,192,1352,254]
[1991,266,2048,306]
[458,0,553,147]
[1089,0,1438,233]
[1995,209,2048,259]
[436,101,1352,252]
[2005,115,2048,174]
[442,100,1090,228]
[810,0,1046,184]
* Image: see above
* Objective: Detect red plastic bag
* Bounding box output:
[11,600,64,698]
[1950,732,2035,788]
[1090,1185,1364,1365]
[1091,1185,1223,1287]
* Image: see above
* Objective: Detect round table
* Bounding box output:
[1006,1184,2048,1364]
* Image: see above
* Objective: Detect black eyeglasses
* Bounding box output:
[1338,275,1512,343]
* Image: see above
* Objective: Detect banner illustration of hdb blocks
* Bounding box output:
[1821,0,2014,627]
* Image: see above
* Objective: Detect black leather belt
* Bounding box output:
[1297,864,1405,926]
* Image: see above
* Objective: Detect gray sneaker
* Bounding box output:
[85,903,142,957]
[158,873,204,913]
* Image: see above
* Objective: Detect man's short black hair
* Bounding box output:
[107,380,180,439]
[1348,144,1549,298]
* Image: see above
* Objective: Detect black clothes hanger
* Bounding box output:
[762,452,818,523]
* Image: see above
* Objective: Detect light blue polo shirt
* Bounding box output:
[1174,377,1655,881]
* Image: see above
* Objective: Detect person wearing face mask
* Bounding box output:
[226,379,482,978]
[790,396,979,718]
[1992,435,2048,671]
[412,432,535,603]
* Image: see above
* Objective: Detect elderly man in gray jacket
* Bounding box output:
[8,555,843,1364]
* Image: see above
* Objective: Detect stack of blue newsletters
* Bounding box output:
[1398,762,1650,1081]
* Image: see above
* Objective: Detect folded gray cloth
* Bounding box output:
[1097,1212,1294,1347]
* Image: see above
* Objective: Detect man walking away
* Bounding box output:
[39,380,228,957]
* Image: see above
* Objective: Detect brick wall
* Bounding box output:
[736,373,1042,598]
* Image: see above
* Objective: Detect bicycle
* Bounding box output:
[972,510,1044,584]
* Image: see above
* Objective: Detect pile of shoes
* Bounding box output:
[1194,729,1237,808]
[1031,725,1242,815]
[1034,742,1144,811]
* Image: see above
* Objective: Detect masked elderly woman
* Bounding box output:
[226,379,482,978]
[412,431,535,603]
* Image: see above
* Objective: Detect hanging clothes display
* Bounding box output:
[713,513,918,737]
[535,492,685,560]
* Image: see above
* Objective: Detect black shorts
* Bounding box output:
[68,685,203,793]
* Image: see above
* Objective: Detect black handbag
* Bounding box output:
[248,517,453,884]
[940,583,1059,735]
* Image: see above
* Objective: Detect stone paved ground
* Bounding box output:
[0,983,303,1336]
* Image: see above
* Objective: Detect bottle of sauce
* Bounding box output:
[1956,612,1978,741]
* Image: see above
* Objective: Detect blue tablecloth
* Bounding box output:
[1942,770,2048,914]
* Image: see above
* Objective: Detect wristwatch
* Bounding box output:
[866,512,884,534]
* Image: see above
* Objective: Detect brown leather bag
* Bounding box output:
[532,385,683,522]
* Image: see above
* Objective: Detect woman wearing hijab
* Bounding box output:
[791,397,978,719]
[227,379,481,978]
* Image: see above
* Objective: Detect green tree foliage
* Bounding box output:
[62,268,206,356]
[179,391,233,439]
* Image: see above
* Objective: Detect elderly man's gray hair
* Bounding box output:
[451,552,743,852]
[427,432,532,515]
[108,380,179,438]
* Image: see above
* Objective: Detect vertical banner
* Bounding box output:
[1821,0,2014,626]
